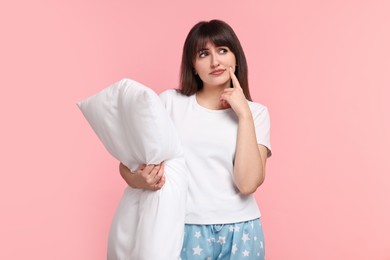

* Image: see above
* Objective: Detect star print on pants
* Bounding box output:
[241,233,250,243]
[243,250,250,257]
[192,245,203,255]
[217,236,226,244]
[231,244,238,254]
[194,231,201,238]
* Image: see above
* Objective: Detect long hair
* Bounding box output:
[179,19,252,101]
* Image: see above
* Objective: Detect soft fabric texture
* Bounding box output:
[77,78,183,172]
[107,158,187,260]
[160,89,271,225]
[77,79,188,260]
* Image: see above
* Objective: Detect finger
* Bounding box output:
[154,167,165,184]
[142,165,159,185]
[152,163,164,181]
[153,163,165,186]
[221,100,230,109]
[223,88,234,93]
[159,162,164,174]
[219,92,230,105]
[141,164,155,176]
[229,67,241,89]
[220,92,231,102]
[153,175,166,190]
[149,164,161,178]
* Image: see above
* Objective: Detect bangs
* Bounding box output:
[192,25,234,58]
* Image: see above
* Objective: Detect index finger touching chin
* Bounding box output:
[229,67,240,88]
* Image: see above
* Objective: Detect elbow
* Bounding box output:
[234,166,266,195]
[239,187,256,196]
[238,185,258,195]
[236,177,265,196]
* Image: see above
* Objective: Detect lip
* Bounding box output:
[210,69,226,75]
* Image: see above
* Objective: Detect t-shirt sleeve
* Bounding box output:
[252,104,272,157]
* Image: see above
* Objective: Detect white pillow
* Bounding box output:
[77,78,182,172]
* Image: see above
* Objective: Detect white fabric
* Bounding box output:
[160,89,271,225]
[77,78,183,172]
[107,159,187,260]
[77,79,188,260]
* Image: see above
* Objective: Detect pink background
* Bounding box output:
[1,0,389,259]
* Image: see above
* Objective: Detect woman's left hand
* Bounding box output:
[220,67,251,119]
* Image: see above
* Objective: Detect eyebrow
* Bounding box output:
[197,46,228,53]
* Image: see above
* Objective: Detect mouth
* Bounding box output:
[209,69,226,76]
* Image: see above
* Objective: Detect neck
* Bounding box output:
[196,83,231,110]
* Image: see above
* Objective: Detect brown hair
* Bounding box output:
[179,19,252,101]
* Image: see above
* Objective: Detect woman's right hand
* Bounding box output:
[119,162,166,191]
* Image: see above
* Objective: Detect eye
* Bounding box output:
[198,50,208,58]
[219,48,229,54]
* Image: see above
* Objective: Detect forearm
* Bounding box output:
[233,114,265,195]
[119,162,165,190]
[119,163,137,188]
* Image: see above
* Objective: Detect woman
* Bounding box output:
[120,19,271,259]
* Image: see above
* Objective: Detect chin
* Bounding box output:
[207,78,230,87]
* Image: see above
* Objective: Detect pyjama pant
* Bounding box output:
[180,218,265,260]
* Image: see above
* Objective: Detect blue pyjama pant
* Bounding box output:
[180,218,265,260]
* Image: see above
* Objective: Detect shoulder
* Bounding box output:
[159,89,188,101]
[159,88,192,109]
[159,88,178,97]
[248,100,272,155]
[247,100,269,116]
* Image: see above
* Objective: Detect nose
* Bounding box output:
[210,53,220,68]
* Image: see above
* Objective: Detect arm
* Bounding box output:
[119,162,165,191]
[234,118,268,195]
[220,67,268,195]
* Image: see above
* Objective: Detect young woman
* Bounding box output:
[120,19,271,259]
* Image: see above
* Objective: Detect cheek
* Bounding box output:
[194,62,208,74]
[220,54,236,68]
[230,55,237,66]
[193,60,201,70]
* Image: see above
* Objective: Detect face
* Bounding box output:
[193,41,236,89]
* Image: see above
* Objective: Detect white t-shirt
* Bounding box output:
[160,89,271,225]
